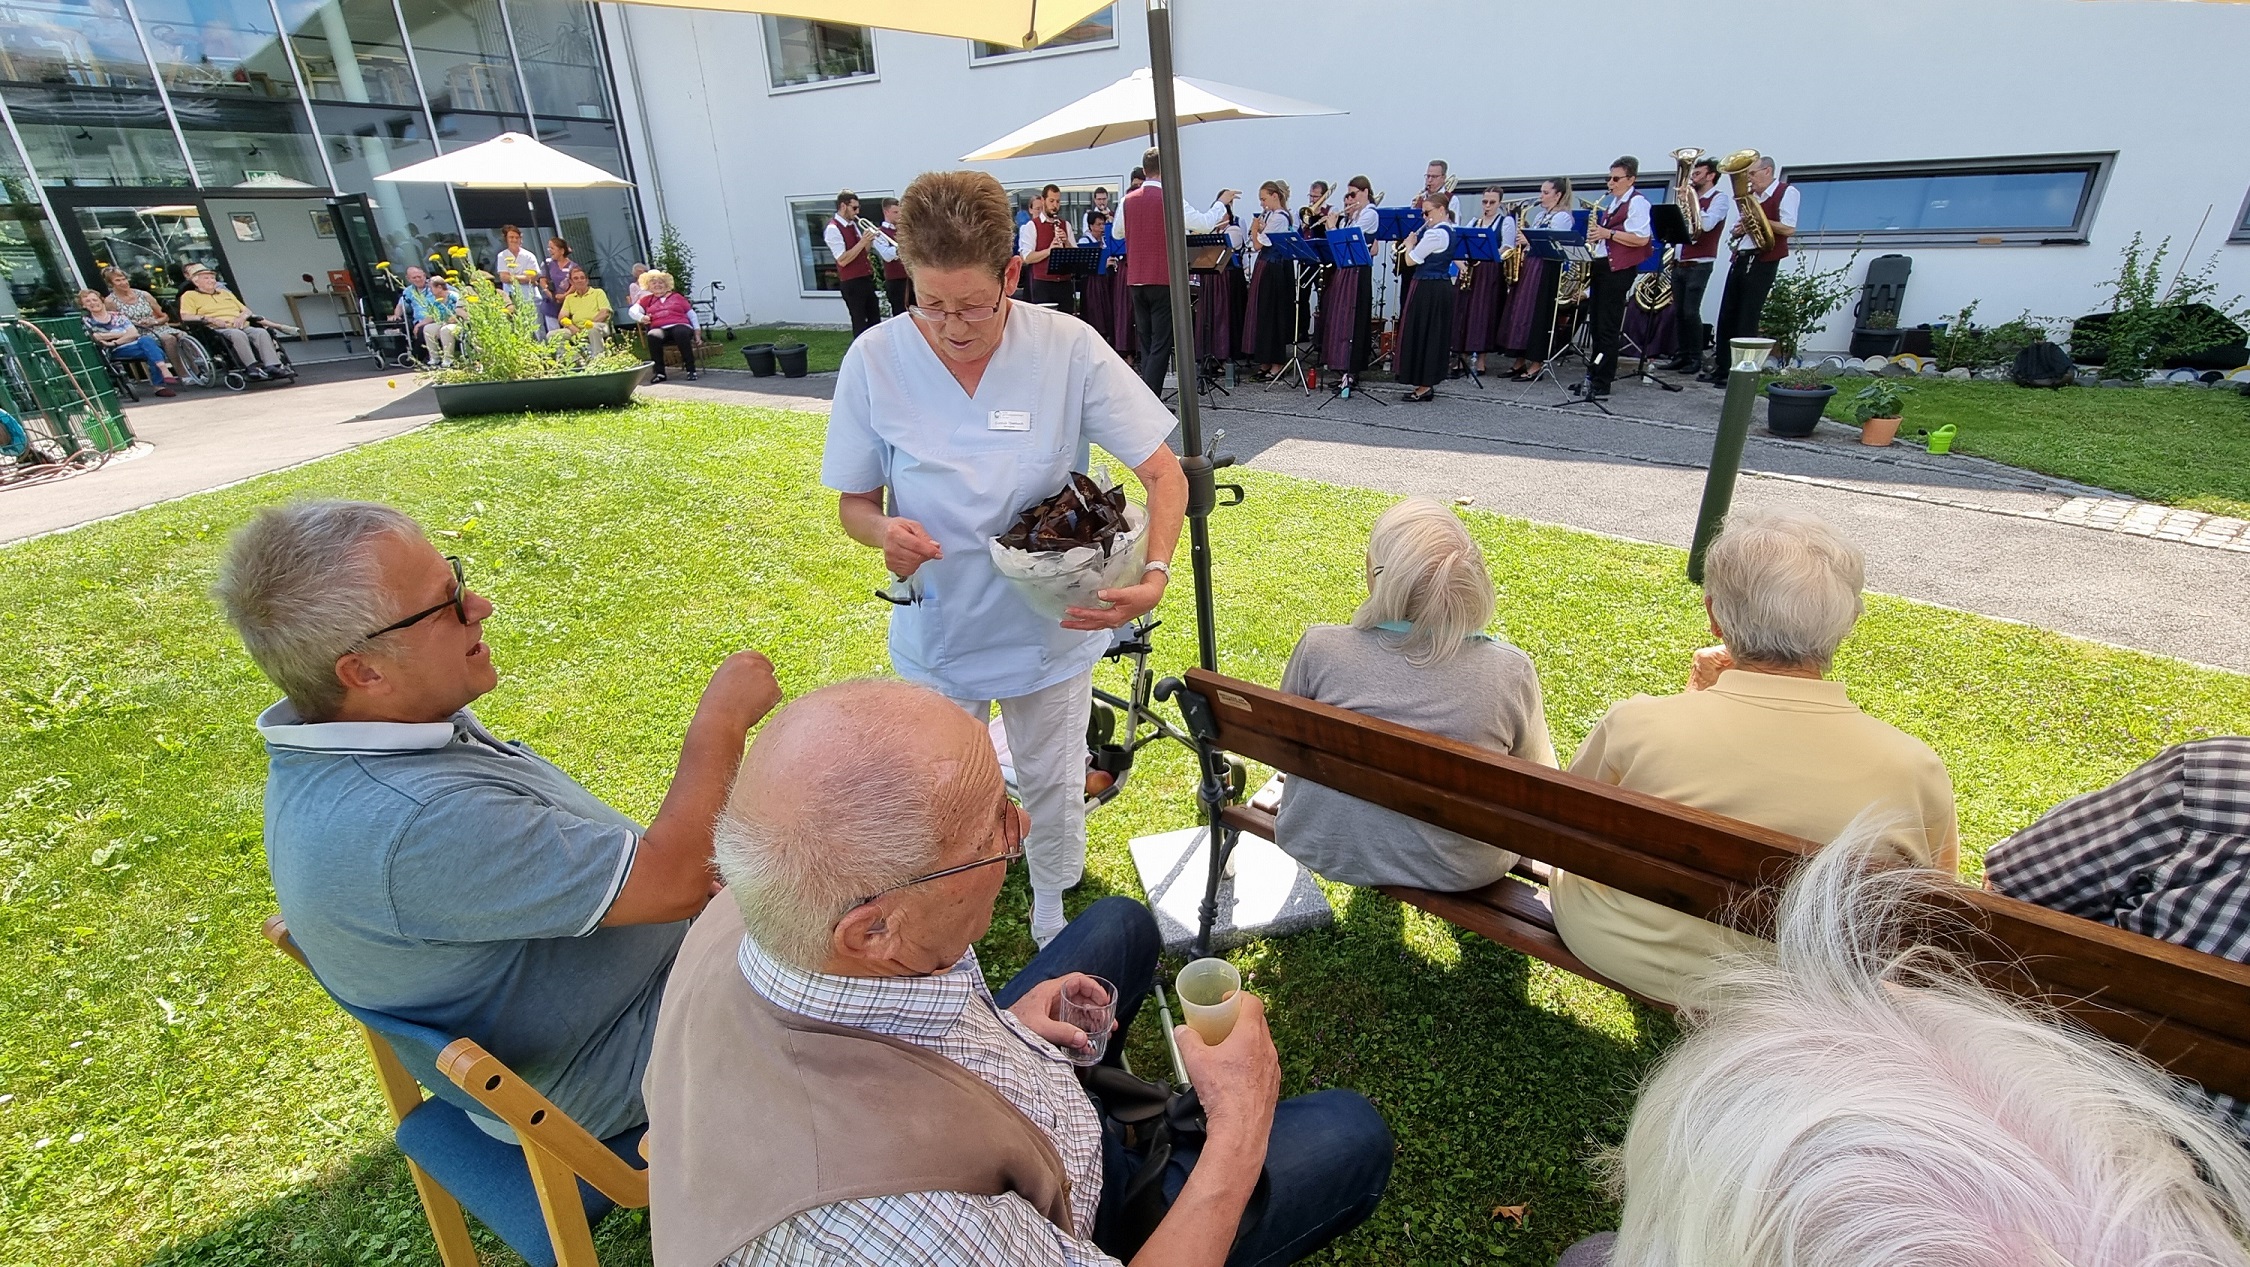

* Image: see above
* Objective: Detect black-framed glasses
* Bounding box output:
[850,797,1024,909]
[908,298,1006,325]
[360,556,466,642]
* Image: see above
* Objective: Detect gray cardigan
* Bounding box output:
[1274,624,1556,891]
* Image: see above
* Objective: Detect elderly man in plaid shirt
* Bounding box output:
[644,679,1393,1267]
[1985,736,2250,1136]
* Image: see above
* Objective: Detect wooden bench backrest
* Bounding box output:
[1183,668,2250,1101]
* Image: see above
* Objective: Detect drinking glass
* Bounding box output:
[1053,974,1116,1067]
[1175,958,1241,1045]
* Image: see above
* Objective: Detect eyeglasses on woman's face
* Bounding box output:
[909,295,1006,326]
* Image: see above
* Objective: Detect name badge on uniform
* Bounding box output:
[988,410,1032,432]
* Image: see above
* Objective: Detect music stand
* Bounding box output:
[1260,231,1322,393]
[1184,233,1234,403]
[1650,203,1691,247]
[1525,219,1605,413]
[1452,226,1502,390]
[1313,229,1387,411]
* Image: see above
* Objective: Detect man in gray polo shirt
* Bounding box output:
[216,500,778,1140]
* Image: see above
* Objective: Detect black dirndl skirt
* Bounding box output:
[1397,270,1456,388]
[1319,265,1372,374]
[1242,256,1300,364]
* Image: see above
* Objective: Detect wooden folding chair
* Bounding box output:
[262,916,649,1267]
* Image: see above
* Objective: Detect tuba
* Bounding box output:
[1719,149,1776,254]
[1670,148,1705,238]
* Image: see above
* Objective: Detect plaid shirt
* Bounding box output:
[721,937,1114,1267]
[1985,737,2250,1134]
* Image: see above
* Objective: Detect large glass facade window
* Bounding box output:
[1789,155,2111,246]
[762,18,872,92]
[530,114,631,288]
[4,87,189,185]
[0,128,72,313]
[133,0,296,96]
[277,0,421,105]
[971,5,1115,62]
[315,100,455,267]
[399,0,521,115]
[169,92,324,186]
[0,0,156,89]
[509,0,605,118]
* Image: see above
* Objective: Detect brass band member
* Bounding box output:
[1456,187,1516,375]
[1081,185,1112,239]
[1116,145,1236,396]
[1664,156,1732,377]
[1318,175,1381,393]
[1395,193,1456,403]
[1019,183,1074,315]
[1701,155,1800,385]
[1242,180,1298,380]
[824,190,882,338]
[1299,180,1333,235]
[1579,156,1654,401]
[1498,178,1579,381]
[877,197,912,319]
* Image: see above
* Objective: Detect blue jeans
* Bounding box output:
[996,898,1394,1265]
[109,334,172,381]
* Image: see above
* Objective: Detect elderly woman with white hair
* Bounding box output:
[1560,823,2250,1267]
[1274,496,1555,891]
[1549,511,1958,1008]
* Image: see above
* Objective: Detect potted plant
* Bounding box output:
[1851,380,1912,446]
[1760,250,1860,364]
[1849,308,1904,359]
[407,250,653,419]
[1763,367,1835,437]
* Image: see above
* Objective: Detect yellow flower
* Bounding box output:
[427,253,441,262]
[376,260,393,272]
[463,294,479,304]
[448,245,470,257]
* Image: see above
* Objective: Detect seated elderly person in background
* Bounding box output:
[1275,495,1555,890]
[647,678,1393,1267]
[178,265,287,378]
[555,266,613,352]
[1985,735,2250,1140]
[391,264,438,358]
[420,277,462,367]
[1549,511,1957,1007]
[78,288,180,396]
[638,269,697,383]
[102,266,189,371]
[214,501,778,1142]
[1556,826,2250,1267]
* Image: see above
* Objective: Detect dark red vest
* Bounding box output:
[1682,188,1725,261]
[1030,216,1062,282]
[1122,184,1167,287]
[834,218,872,282]
[879,223,905,281]
[1755,181,1790,263]
[1602,196,1653,271]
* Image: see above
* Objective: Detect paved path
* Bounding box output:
[7,361,2241,673]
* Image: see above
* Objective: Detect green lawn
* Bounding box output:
[715,326,854,374]
[1814,377,2250,519]
[5,400,2248,1267]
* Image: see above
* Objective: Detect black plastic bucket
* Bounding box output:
[742,342,777,376]
[774,342,809,378]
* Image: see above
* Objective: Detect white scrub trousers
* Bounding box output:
[953,665,1094,895]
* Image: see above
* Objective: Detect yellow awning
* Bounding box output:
[594,0,1115,50]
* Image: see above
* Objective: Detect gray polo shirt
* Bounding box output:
[258,700,686,1141]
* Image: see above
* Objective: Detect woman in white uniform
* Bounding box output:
[823,170,1188,948]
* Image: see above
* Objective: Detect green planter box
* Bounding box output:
[432,362,653,418]
[4,318,133,455]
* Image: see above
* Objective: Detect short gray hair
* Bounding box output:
[1608,819,2250,1267]
[715,680,987,971]
[1702,512,1864,671]
[212,501,422,721]
[1350,496,1497,668]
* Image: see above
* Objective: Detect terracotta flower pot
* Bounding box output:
[1859,415,1902,446]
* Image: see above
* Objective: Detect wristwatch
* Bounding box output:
[1143,560,1172,580]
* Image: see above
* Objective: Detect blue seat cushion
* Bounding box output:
[393,1098,646,1267]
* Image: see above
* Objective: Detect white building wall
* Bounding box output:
[601,0,2249,350]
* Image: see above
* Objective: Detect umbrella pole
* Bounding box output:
[1146,0,1241,956]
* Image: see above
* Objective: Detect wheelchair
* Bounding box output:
[180,318,298,391]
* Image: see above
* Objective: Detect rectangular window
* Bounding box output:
[134,0,299,98]
[0,0,156,89]
[971,5,1116,62]
[169,91,328,188]
[2231,187,2250,246]
[763,19,874,92]
[508,0,610,119]
[1786,154,2112,247]
[4,88,191,187]
[277,0,423,107]
[314,101,461,267]
[398,0,524,115]
[791,193,889,293]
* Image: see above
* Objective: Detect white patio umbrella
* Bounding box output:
[962,67,1343,161]
[374,130,632,227]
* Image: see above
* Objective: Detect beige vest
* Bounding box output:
[644,896,1074,1267]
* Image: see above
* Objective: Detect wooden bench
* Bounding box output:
[1180,667,2250,1102]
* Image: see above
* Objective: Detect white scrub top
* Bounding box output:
[823,302,1177,702]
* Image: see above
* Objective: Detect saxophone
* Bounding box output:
[1670,148,1705,238]
[1719,149,1776,254]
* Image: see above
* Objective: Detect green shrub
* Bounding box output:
[393,249,641,385]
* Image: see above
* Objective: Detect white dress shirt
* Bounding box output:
[1017,214,1059,258]
[1590,192,1651,260]
[1405,221,1453,265]
[822,215,874,267]
[1689,184,1737,244]
[1724,180,1801,255]
[1112,178,1228,239]
[873,221,901,264]
[721,936,1112,1267]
